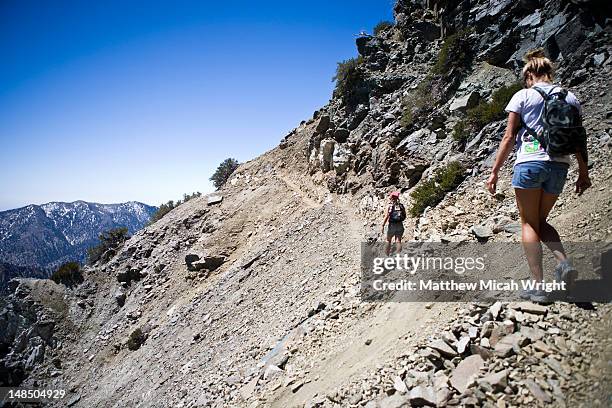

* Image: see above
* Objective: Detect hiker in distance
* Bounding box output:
[486,48,591,302]
[382,191,407,256]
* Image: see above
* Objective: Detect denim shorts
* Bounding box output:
[512,161,569,195]
[387,222,404,239]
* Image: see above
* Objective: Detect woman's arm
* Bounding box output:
[486,112,521,194]
[381,208,390,233]
[574,151,591,195]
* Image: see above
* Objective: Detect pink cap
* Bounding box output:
[389,191,400,198]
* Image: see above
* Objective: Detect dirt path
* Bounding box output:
[264,189,454,407]
[276,172,321,209]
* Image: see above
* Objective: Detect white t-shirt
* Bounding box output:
[504,82,581,165]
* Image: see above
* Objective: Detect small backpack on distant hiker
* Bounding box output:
[522,86,588,162]
[389,203,406,223]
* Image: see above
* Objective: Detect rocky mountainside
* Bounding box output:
[0,201,156,271]
[1,1,610,407]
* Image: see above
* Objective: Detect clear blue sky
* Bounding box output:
[0,0,393,210]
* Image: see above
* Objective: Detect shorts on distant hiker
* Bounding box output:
[512,161,569,195]
[387,222,404,240]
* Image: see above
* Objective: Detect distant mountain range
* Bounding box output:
[0,201,157,282]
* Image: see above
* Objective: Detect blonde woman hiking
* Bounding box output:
[486,49,591,302]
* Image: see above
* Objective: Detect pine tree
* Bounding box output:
[210,158,239,189]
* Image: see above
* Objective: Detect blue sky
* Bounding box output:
[0,0,394,210]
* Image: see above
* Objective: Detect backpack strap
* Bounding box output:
[518,86,555,149]
[531,86,550,101]
[549,88,568,100]
[519,117,545,148]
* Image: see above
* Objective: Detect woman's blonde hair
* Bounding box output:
[522,48,554,83]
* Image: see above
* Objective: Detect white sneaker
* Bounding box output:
[529,290,550,303]
[554,260,578,292]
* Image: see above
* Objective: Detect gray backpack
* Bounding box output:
[389,203,406,223]
[522,86,588,162]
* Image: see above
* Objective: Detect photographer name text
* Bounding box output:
[371,279,566,292]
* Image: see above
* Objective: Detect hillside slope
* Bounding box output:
[10,114,611,408]
[2,0,611,407]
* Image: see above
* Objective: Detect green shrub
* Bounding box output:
[332,56,365,107]
[50,261,83,287]
[148,201,175,224]
[409,162,465,216]
[373,21,394,36]
[432,28,473,76]
[210,158,239,189]
[468,82,523,126]
[127,328,147,351]
[453,82,522,143]
[148,192,202,224]
[452,120,470,142]
[401,76,434,128]
[401,108,414,128]
[87,227,129,265]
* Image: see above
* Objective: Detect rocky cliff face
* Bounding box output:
[304,0,611,199]
[0,201,157,273]
[2,1,611,407]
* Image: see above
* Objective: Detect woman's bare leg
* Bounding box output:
[515,188,544,281]
[539,192,568,263]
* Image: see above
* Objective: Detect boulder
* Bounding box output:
[593,53,606,66]
[471,225,493,240]
[518,10,542,28]
[185,253,225,272]
[201,256,225,272]
[489,301,502,319]
[34,320,55,343]
[427,339,458,358]
[114,290,126,307]
[503,223,522,234]
[508,301,547,315]
[379,393,410,408]
[315,115,331,133]
[450,355,484,393]
[239,376,258,400]
[397,129,436,155]
[207,194,223,206]
[519,326,545,342]
[263,364,283,380]
[406,369,431,387]
[356,35,375,56]
[470,344,493,360]
[456,336,470,354]
[333,144,353,175]
[319,139,335,172]
[480,369,508,391]
[474,0,514,24]
[117,270,130,283]
[449,92,480,112]
[555,13,591,57]
[408,385,437,407]
[524,379,552,403]
[494,333,526,357]
[333,128,350,143]
[348,105,369,130]
[411,21,440,42]
[393,375,408,393]
[25,343,45,370]
[480,32,520,66]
